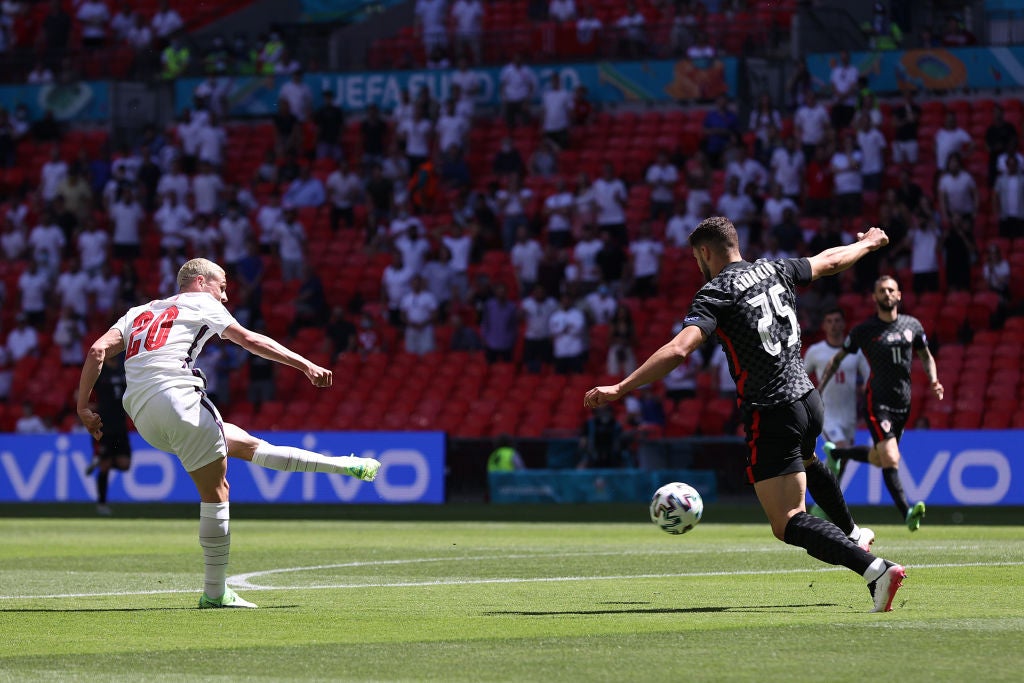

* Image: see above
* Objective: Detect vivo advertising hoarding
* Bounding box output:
[0,432,445,504]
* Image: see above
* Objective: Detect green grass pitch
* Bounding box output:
[1,505,1022,682]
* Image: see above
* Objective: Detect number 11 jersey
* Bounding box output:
[682,258,814,410]
[112,292,237,420]
[842,314,927,413]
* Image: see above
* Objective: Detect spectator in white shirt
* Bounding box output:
[543,178,575,248]
[665,198,706,248]
[794,91,831,161]
[28,213,64,276]
[937,153,977,224]
[26,62,54,84]
[549,0,576,22]
[829,50,859,130]
[615,1,647,58]
[499,54,538,129]
[541,72,573,149]
[87,262,120,315]
[54,306,86,366]
[496,174,533,250]
[592,163,628,244]
[628,222,663,299]
[576,4,604,48]
[1,217,26,260]
[520,284,557,373]
[450,0,483,64]
[154,191,192,252]
[394,223,431,273]
[39,147,68,204]
[151,0,184,39]
[934,111,973,174]
[14,401,48,434]
[191,161,225,215]
[127,12,153,51]
[219,200,252,272]
[398,107,434,172]
[77,0,110,49]
[572,224,603,289]
[436,99,468,153]
[273,206,306,281]
[156,158,189,203]
[55,257,91,318]
[983,243,1011,299]
[748,93,783,162]
[645,150,678,220]
[725,145,769,193]
[196,118,227,168]
[17,263,49,327]
[908,203,941,293]
[510,225,544,294]
[763,182,799,229]
[993,153,1024,238]
[186,213,222,260]
[108,186,144,260]
[400,275,439,355]
[256,189,284,253]
[831,134,864,219]
[326,158,364,231]
[415,0,448,54]
[278,71,313,123]
[382,250,415,326]
[550,292,587,375]
[855,114,887,192]
[442,222,472,300]
[770,136,805,202]
[715,175,756,252]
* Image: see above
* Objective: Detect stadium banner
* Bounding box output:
[174,58,738,116]
[489,469,717,504]
[299,0,404,23]
[807,46,1024,95]
[0,81,110,122]
[826,430,1023,506]
[0,431,445,504]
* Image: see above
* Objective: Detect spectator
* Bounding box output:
[394,222,431,273]
[218,200,251,272]
[550,291,586,374]
[56,164,93,225]
[39,146,68,205]
[615,0,647,58]
[725,144,769,194]
[576,5,603,49]
[55,256,90,318]
[360,103,388,169]
[381,250,414,326]
[794,91,831,162]
[685,30,715,62]
[499,54,537,129]
[191,160,225,216]
[421,246,455,317]
[27,61,54,84]
[831,133,864,221]
[196,116,227,169]
[436,99,467,154]
[763,182,798,230]
[771,207,804,257]
[14,402,47,434]
[891,89,920,165]
[272,98,301,158]
[749,94,783,163]
[715,175,756,251]
[856,114,887,193]
[861,2,903,50]
[159,33,190,80]
[662,325,701,403]
[934,111,973,175]
[511,225,543,294]
[985,103,1018,187]
[628,222,663,299]
[450,0,482,63]
[448,311,482,352]
[529,139,559,178]
[571,171,596,231]
[255,188,283,254]
[908,198,942,293]
[439,144,470,191]
[7,313,39,359]
[829,50,858,131]
[77,0,110,49]
[365,163,394,226]
[701,95,739,168]
[645,150,678,220]
[943,213,975,292]
[151,0,184,40]
[53,306,85,366]
[382,143,410,205]
[283,165,326,208]
[982,243,1011,300]
[278,70,313,123]
[233,238,263,326]
[127,12,153,53]
[606,304,636,376]
[325,159,363,231]
[536,243,567,299]
[993,153,1024,238]
[154,191,189,253]
[398,105,434,174]
[414,0,447,56]
[573,224,604,291]
[273,206,306,282]
[106,186,143,262]
[27,210,63,278]
[938,153,977,226]
[495,174,532,251]
[541,72,573,150]
[549,0,576,23]
[665,198,704,248]
[577,406,627,469]
[584,284,617,325]
[543,177,574,248]
[627,385,666,429]
[487,434,525,471]
[324,306,357,361]
[492,137,526,177]
[594,228,627,291]
[42,0,72,64]
[520,284,557,373]
[1,216,25,260]
[480,282,518,363]
[940,13,975,47]
[400,274,438,355]
[592,162,628,245]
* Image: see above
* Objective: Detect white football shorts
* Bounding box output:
[131,385,227,472]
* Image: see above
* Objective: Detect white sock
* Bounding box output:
[863,557,886,583]
[199,502,230,599]
[848,524,861,542]
[251,442,359,474]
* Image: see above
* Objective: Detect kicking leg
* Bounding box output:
[222,422,380,481]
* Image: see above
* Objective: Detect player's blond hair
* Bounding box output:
[177,258,225,290]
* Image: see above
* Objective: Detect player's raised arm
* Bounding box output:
[915,345,944,400]
[221,323,332,387]
[807,227,890,280]
[584,325,706,408]
[817,348,849,394]
[76,328,126,441]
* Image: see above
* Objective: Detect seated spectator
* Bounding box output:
[983,243,1011,300]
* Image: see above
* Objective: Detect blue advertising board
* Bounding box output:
[823,430,1022,506]
[175,58,737,117]
[489,468,717,504]
[0,81,110,122]
[807,46,1024,95]
[0,431,445,504]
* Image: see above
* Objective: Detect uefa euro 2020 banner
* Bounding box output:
[0,432,445,504]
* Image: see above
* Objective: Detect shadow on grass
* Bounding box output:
[487,603,839,616]
[0,605,298,613]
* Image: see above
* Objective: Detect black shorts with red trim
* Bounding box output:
[866,405,908,444]
[743,390,824,484]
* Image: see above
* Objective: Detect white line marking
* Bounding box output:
[0,560,1020,601]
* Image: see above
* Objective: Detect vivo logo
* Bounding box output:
[843,449,1012,505]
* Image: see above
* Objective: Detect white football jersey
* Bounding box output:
[112,292,237,419]
[804,340,869,436]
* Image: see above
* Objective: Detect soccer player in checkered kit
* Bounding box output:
[585,217,906,612]
[817,275,944,532]
[77,258,380,609]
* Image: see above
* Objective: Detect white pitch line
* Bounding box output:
[0,560,1021,601]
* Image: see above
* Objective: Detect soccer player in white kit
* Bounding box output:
[76,258,380,609]
[804,307,870,449]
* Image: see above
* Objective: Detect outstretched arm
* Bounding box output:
[807,226,889,280]
[221,323,332,387]
[916,346,944,400]
[76,328,126,441]
[584,325,706,407]
[817,348,848,394]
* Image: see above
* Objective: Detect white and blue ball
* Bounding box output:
[650,482,703,535]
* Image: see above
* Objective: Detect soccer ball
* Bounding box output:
[650,482,703,535]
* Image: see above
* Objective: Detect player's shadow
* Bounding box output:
[488,603,839,616]
[0,605,298,613]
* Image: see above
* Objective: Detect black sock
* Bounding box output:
[97,470,109,505]
[883,467,910,518]
[805,458,855,535]
[783,511,873,574]
[832,446,871,462]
